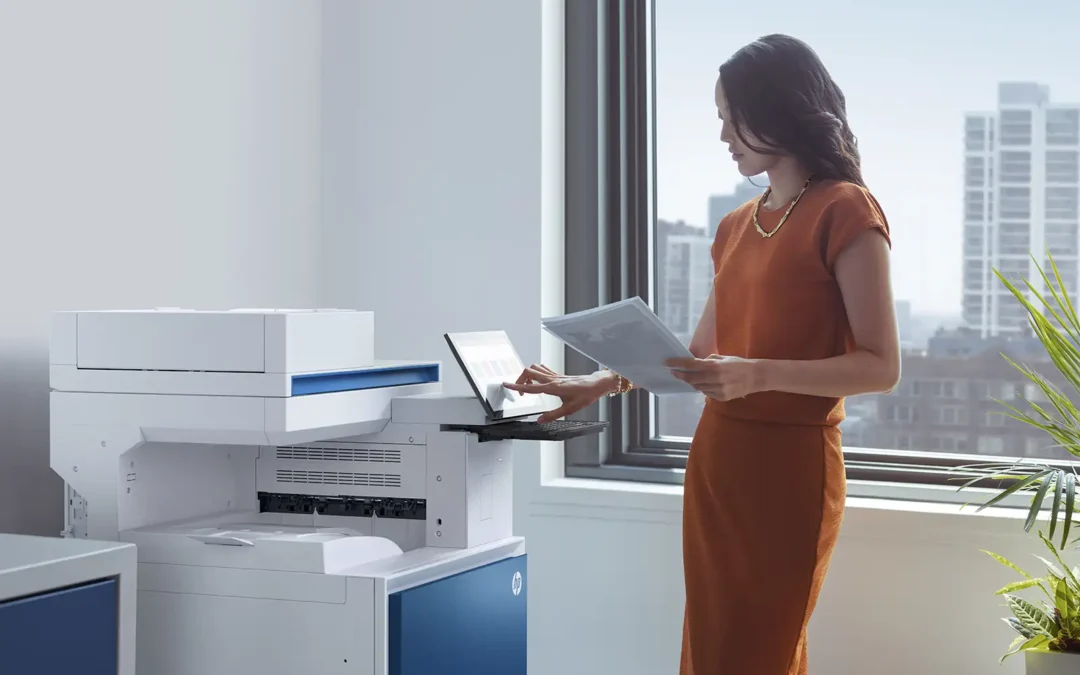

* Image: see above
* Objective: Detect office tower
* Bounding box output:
[963,82,1080,336]
[656,218,711,342]
[706,181,765,238]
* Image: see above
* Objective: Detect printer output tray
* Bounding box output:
[446,419,608,443]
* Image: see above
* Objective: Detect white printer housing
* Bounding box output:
[49,309,527,675]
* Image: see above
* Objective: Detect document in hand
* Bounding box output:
[541,297,696,395]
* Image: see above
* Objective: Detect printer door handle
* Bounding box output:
[187,535,254,547]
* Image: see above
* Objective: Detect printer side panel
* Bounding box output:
[425,433,513,550]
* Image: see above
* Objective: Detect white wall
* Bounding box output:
[320,0,544,398]
[527,485,1047,675]
[0,1,323,535]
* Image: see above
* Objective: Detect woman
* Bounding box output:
[506,34,900,675]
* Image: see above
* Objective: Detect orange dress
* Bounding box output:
[679,179,891,675]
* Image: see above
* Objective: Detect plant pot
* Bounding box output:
[1025,649,1080,675]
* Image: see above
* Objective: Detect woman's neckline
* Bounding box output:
[757,178,822,214]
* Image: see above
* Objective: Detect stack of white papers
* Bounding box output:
[541,297,696,395]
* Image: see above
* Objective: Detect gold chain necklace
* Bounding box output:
[753,175,814,238]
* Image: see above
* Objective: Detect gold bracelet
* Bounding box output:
[604,368,633,397]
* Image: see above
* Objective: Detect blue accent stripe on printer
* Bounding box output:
[0,577,119,674]
[389,554,527,675]
[290,363,440,396]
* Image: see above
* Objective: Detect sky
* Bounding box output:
[654,0,1080,315]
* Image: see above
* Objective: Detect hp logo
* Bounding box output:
[511,571,523,596]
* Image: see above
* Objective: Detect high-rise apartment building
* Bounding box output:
[963,82,1080,336]
[655,218,712,438]
[657,218,711,343]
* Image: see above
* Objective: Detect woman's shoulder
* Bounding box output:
[711,195,758,240]
[810,179,888,221]
[809,179,892,267]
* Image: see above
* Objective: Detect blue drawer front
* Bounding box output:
[0,577,118,675]
[389,554,527,675]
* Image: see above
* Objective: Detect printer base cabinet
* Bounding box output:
[0,578,119,675]
[133,551,527,675]
[389,554,527,675]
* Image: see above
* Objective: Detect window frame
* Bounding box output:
[561,0,1077,492]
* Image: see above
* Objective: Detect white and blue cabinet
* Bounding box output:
[0,535,137,675]
[0,578,120,674]
[388,554,527,675]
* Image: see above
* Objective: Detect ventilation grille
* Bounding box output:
[275,469,402,488]
[275,446,402,464]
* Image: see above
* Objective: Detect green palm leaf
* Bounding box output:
[961,253,1080,545]
[1066,473,1077,545]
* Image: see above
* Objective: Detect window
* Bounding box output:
[934,406,968,426]
[964,156,985,186]
[1000,110,1033,146]
[1047,150,1080,183]
[886,404,918,423]
[1047,108,1080,146]
[563,0,1080,486]
[932,433,969,452]
[962,294,983,326]
[962,259,983,289]
[965,116,987,152]
[983,410,1006,427]
[963,191,984,221]
[962,226,983,258]
[1045,222,1078,256]
[978,436,1006,455]
[999,186,1031,219]
[1046,186,1079,221]
[1000,151,1031,183]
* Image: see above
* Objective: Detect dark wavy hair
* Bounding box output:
[719,34,864,187]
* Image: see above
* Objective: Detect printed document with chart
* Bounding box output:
[541,297,697,395]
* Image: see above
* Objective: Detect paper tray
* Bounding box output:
[121,511,404,574]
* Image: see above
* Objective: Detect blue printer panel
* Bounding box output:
[0,577,118,675]
[389,554,527,675]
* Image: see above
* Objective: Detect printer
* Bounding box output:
[48,308,605,675]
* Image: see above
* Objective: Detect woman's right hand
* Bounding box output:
[504,364,615,422]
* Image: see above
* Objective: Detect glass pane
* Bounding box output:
[651,0,1080,461]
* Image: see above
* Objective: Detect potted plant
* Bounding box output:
[955,255,1080,670]
[984,532,1080,672]
[959,257,1080,541]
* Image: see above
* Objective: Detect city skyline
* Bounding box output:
[653,0,1080,315]
[962,84,1080,336]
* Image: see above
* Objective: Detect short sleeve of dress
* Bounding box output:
[822,185,892,272]
[710,203,752,269]
[710,214,730,268]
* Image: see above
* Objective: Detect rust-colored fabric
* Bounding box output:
[679,179,891,674]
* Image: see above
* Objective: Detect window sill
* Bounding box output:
[528,475,1041,545]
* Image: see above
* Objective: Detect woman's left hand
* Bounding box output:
[666,355,766,401]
